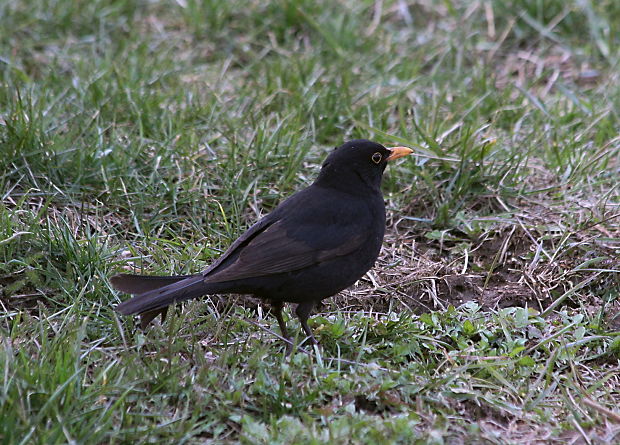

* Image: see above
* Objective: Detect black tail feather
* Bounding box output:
[112,274,209,319]
[139,307,168,329]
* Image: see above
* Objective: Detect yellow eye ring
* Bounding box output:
[372,152,382,164]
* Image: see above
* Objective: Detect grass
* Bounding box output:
[1,0,619,443]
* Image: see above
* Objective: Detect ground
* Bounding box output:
[1,0,619,443]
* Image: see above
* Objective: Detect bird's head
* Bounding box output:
[315,139,413,194]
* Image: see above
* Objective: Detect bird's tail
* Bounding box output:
[111,274,211,329]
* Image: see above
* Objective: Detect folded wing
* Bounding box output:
[204,215,366,283]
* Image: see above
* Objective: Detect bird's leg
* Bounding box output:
[295,301,318,345]
[271,301,295,354]
[270,301,291,340]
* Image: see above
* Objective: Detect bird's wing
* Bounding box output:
[203,210,368,282]
[201,214,275,276]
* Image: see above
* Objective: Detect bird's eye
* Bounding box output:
[371,152,383,164]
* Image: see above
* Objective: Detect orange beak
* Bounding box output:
[386,146,414,161]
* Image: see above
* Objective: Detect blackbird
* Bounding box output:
[112,139,412,345]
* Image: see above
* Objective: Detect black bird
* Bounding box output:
[112,139,412,345]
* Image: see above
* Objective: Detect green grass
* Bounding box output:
[1,0,619,443]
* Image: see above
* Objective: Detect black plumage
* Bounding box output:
[112,139,412,344]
